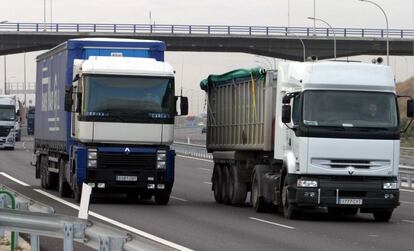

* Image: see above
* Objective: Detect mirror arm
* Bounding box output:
[400,117,414,134]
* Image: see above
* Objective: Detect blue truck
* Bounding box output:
[34,38,188,203]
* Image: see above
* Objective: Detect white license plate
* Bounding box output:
[116,176,138,182]
[339,198,363,205]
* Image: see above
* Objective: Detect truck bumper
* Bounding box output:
[287,175,399,210]
[86,169,170,193]
[0,136,15,149]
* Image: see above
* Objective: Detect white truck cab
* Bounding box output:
[0,95,18,150]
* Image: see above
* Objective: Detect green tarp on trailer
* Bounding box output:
[200,67,266,91]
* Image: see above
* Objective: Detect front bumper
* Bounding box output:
[287,175,399,209]
[0,136,15,148]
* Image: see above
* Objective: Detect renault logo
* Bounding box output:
[125,147,131,154]
[347,166,355,176]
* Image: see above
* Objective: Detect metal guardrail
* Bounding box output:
[401,147,414,157]
[0,186,177,251]
[173,142,414,189]
[0,22,414,39]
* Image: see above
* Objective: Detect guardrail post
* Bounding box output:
[307,28,309,36]
[401,29,403,38]
[133,24,136,33]
[228,26,230,35]
[76,24,79,32]
[249,26,252,35]
[0,196,4,238]
[94,24,96,32]
[113,24,116,33]
[36,23,39,32]
[208,26,210,34]
[285,27,288,36]
[189,25,191,34]
[56,24,58,32]
[344,28,346,37]
[408,173,413,189]
[99,236,124,251]
[266,27,269,36]
[63,222,74,251]
[381,29,383,38]
[17,23,19,32]
[150,24,153,33]
[362,29,364,37]
[31,235,40,251]
[0,190,16,251]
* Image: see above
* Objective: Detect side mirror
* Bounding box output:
[282,105,291,123]
[180,96,189,116]
[408,99,414,118]
[16,110,20,116]
[282,95,291,104]
[64,86,73,112]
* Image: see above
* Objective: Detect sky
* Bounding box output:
[1,0,414,114]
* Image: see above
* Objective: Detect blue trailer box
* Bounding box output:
[34,38,175,204]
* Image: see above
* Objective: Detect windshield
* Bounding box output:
[0,105,16,121]
[302,91,398,128]
[82,75,175,123]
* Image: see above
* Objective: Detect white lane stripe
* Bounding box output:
[34,189,193,251]
[249,217,295,230]
[402,220,414,224]
[170,196,188,202]
[400,189,414,193]
[400,165,414,168]
[199,167,211,172]
[176,154,213,163]
[22,142,26,149]
[0,172,30,187]
[401,201,414,205]
[203,181,212,185]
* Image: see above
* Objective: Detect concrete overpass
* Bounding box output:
[0,23,414,60]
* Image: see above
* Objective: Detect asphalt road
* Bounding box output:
[1,138,414,251]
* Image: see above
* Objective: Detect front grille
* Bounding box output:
[97,152,157,170]
[330,159,371,169]
[0,126,12,137]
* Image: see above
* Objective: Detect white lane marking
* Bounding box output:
[400,165,414,168]
[170,196,188,202]
[26,150,30,153]
[203,181,212,185]
[400,189,414,193]
[34,189,193,251]
[22,142,26,149]
[0,172,30,187]
[199,167,211,172]
[401,201,414,205]
[249,217,295,230]
[402,220,414,224]
[176,154,213,163]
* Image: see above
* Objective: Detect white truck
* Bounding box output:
[201,61,414,221]
[0,95,19,150]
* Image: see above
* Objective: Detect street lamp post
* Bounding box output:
[308,17,336,60]
[1,21,7,94]
[358,0,389,65]
[287,33,306,62]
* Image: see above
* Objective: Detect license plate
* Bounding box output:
[116,175,138,182]
[339,198,363,205]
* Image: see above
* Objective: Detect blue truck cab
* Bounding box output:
[34,38,188,203]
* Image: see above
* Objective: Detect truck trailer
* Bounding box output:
[34,38,188,204]
[0,95,20,150]
[201,61,414,221]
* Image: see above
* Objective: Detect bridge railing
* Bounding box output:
[1,22,414,38]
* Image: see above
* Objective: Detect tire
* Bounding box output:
[282,177,301,219]
[373,211,393,222]
[72,175,82,203]
[40,155,53,189]
[58,159,72,198]
[155,190,171,205]
[222,165,230,204]
[251,171,268,213]
[213,164,223,203]
[228,165,247,206]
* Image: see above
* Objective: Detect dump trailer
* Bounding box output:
[34,38,188,203]
[201,62,414,221]
[0,95,19,150]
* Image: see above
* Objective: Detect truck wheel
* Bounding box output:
[40,155,53,189]
[251,171,268,213]
[213,164,223,203]
[155,190,171,205]
[282,177,301,219]
[72,175,82,203]
[58,160,72,198]
[373,210,393,222]
[228,165,247,206]
[222,165,230,204]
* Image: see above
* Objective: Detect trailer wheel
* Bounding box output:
[228,165,247,206]
[251,171,267,212]
[213,164,223,203]
[40,155,53,189]
[282,177,301,219]
[155,190,171,205]
[222,165,231,204]
[373,210,393,222]
[58,159,72,198]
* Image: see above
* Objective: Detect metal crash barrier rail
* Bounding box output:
[0,186,177,251]
[173,142,414,189]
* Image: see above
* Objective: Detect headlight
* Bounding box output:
[157,150,167,169]
[297,178,318,188]
[157,162,166,169]
[88,151,97,160]
[88,159,97,168]
[383,182,398,189]
[157,153,166,161]
[7,137,14,143]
